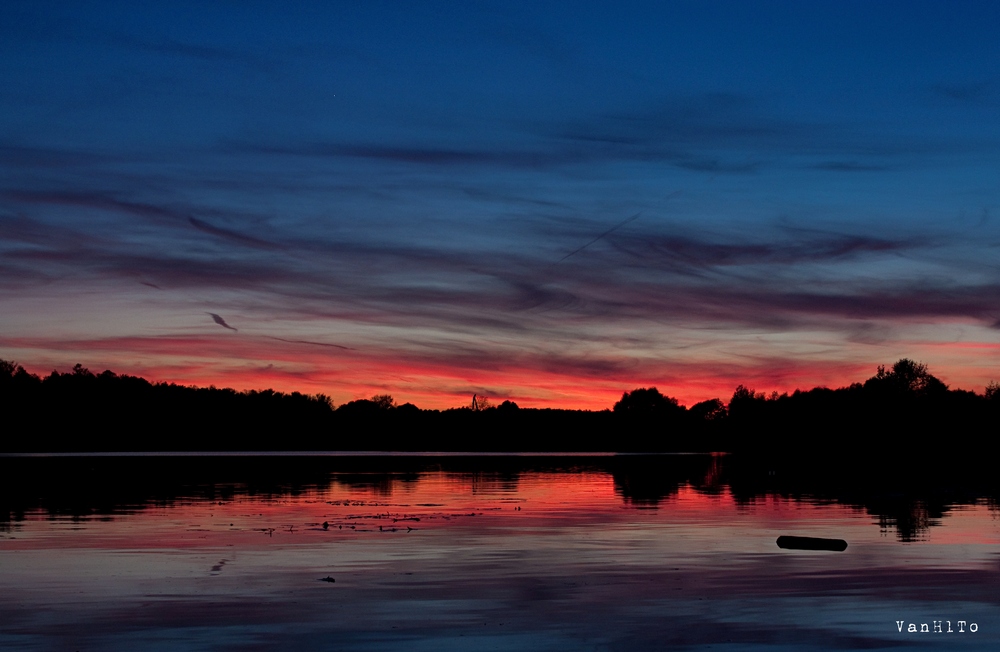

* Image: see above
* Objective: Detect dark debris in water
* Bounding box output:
[776,535,848,552]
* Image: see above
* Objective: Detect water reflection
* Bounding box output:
[1,454,998,651]
[2,454,997,542]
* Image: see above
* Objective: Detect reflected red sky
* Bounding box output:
[3,467,1000,652]
[5,471,998,553]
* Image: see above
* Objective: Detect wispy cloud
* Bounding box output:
[188,218,282,251]
[810,161,890,172]
[264,336,352,350]
[5,193,994,336]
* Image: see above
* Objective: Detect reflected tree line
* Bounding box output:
[609,454,1000,542]
[1,358,998,458]
[1,454,995,542]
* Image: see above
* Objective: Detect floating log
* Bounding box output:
[776,535,847,552]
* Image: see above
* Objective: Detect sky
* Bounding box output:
[2,1,1000,409]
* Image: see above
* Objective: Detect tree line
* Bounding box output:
[1,358,997,455]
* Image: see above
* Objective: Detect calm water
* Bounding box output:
[1,454,997,651]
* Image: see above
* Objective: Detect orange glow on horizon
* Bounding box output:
[3,332,997,411]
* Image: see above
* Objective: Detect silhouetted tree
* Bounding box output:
[864,358,947,396]
[613,387,683,415]
[0,360,19,378]
[395,402,420,416]
[613,388,687,451]
[72,363,93,377]
[471,394,492,411]
[727,384,768,420]
[689,398,726,421]
[370,394,396,410]
[730,384,765,402]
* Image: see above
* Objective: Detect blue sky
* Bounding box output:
[2,1,1000,407]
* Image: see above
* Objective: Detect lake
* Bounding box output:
[1,453,997,651]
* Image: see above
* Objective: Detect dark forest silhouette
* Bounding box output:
[1,358,998,455]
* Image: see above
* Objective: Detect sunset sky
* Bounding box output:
[2,1,1000,409]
